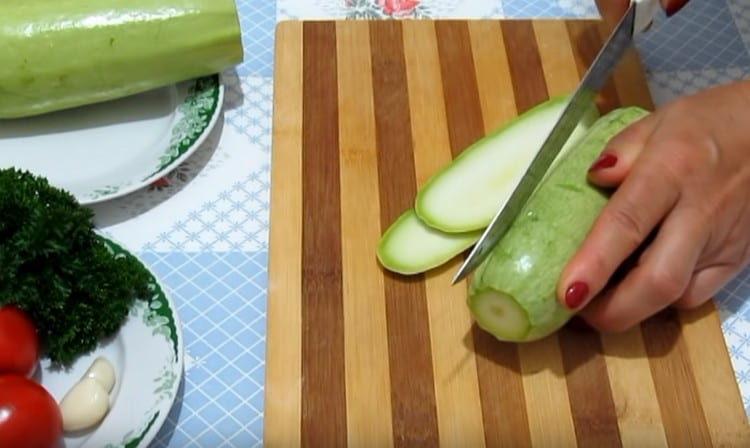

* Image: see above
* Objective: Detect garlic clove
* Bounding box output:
[83,357,116,393]
[59,378,110,432]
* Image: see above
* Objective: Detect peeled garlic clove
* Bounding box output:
[59,378,110,432]
[83,357,115,393]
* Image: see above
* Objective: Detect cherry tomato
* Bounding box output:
[0,306,39,376]
[0,375,62,448]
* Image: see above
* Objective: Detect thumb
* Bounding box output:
[586,113,658,188]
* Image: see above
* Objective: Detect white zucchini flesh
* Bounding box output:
[377,209,481,275]
[414,96,599,233]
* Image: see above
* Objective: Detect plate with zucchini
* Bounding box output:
[0,0,244,205]
[0,168,183,447]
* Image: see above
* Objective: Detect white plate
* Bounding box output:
[0,75,223,205]
[39,238,184,448]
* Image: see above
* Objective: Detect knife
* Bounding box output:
[452,0,661,284]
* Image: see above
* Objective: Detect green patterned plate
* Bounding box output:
[0,75,223,205]
[40,237,183,448]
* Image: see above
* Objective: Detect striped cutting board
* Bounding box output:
[266,20,750,447]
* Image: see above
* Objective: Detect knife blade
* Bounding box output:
[452,1,658,284]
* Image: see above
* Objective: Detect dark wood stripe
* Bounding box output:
[642,310,713,446]
[596,21,655,111]
[301,21,347,448]
[559,326,623,447]
[473,331,533,448]
[370,20,440,447]
[565,21,621,114]
[435,21,486,156]
[556,19,623,448]
[435,20,532,448]
[500,20,549,113]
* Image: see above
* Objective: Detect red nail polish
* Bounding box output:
[589,153,617,172]
[666,0,687,17]
[565,281,589,309]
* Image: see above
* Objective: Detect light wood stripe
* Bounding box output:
[601,330,669,448]
[336,21,394,448]
[301,21,347,447]
[532,21,581,98]
[403,21,456,187]
[590,20,669,448]
[503,19,577,448]
[642,310,713,446]
[680,304,750,446]
[370,20,441,447]
[403,21,486,448]
[265,21,303,448]
[468,21,516,132]
[468,20,533,448]
[518,339,577,447]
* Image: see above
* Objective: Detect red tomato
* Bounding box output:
[0,306,39,376]
[0,375,62,448]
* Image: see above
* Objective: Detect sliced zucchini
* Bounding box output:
[377,209,481,275]
[415,96,599,233]
[469,107,650,342]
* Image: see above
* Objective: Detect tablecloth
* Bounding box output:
[91,0,750,446]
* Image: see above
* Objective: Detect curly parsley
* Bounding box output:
[0,168,151,365]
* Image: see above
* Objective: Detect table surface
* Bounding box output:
[90,1,750,446]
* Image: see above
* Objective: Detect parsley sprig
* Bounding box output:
[0,169,151,365]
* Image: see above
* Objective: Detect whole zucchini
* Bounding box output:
[0,0,242,118]
[468,107,650,342]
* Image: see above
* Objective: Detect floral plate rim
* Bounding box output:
[81,74,224,205]
[98,235,184,448]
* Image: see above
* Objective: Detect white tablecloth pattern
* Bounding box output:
[91,1,750,446]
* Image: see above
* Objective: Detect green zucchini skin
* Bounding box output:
[377,209,482,275]
[469,107,650,342]
[0,0,242,118]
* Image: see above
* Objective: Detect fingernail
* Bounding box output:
[665,2,681,17]
[588,153,617,172]
[565,281,589,309]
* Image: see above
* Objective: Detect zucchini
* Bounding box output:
[469,107,649,342]
[0,0,242,118]
[415,96,599,233]
[377,209,481,275]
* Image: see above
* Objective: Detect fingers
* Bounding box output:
[579,206,710,332]
[674,265,738,309]
[557,154,680,311]
[587,114,659,188]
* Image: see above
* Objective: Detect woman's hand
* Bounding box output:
[557,80,750,332]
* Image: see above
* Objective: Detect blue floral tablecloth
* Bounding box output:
[92,1,750,446]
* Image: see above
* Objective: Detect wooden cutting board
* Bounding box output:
[265,19,750,447]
